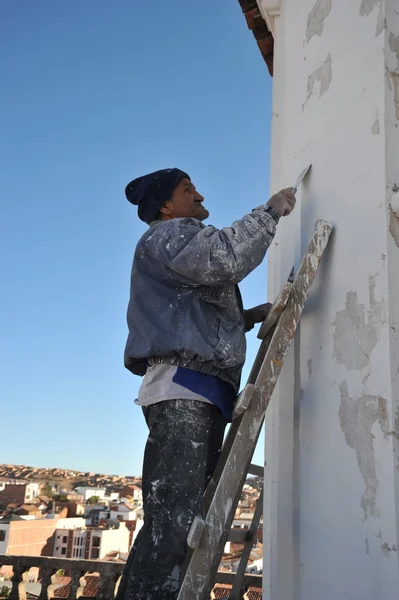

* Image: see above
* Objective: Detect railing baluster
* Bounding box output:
[38,567,53,600]
[114,574,122,599]
[77,572,87,599]
[0,556,137,600]
[98,573,116,600]
[9,566,24,600]
[69,568,82,600]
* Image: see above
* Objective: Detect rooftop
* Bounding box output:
[238,0,274,75]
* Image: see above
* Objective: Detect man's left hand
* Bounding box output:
[243,303,272,332]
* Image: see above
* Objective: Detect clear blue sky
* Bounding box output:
[1,0,273,476]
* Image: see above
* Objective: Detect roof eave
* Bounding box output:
[238,0,274,76]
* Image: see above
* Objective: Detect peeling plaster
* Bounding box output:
[383,408,399,441]
[381,542,398,555]
[389,33,399,68]
[360,0,385,36]
[306,0,332,43]
[388,35,399,119]
[304,53,333,109]
[388,71,399,120]
[333,276,386,371]
[359,0,381,18]
[372,118,380,134]
[307,359,312,378]
[390,212,399,247]
[389,190,399,216]
[339,382,388,517]
[389,189,399,247]
[375,3,385,36]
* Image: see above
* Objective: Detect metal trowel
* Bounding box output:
[292,164,312,194]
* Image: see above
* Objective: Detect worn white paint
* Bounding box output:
[262,1,399,599]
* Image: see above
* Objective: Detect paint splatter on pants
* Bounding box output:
[115,399,227,600]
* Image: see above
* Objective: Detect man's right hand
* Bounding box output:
[267,188,296,217]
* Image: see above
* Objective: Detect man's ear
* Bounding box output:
[159,202,173,217]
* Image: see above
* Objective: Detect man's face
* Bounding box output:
[160,178,209,221]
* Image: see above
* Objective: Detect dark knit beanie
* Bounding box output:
[125,168,190,224]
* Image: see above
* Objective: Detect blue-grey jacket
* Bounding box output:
[124,204,279,392]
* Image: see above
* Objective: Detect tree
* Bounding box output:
[0,586,10,599]
[53,494,69,502]
[40,482,54,498]
[87,496,100,505]
[55,570,65,577]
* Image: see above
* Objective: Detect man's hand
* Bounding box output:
[267,188,296,217]
[243,303,272,332]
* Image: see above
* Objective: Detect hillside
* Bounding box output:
[0,463,140,490]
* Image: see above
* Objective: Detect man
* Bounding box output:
[117,168,296,600]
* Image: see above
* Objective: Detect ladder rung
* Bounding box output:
[215,572,262,588]
[227,528,253,544]
[232,383,256,419]
[186,514,205,549]
[248,464,263,477]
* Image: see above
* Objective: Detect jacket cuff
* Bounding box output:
[265,205,280,223]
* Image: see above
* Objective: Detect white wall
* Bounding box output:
[98,524,129,559]
[75,487,106,500]
[0,524,9,554]
[25,482,39,501]
[110,510,135,521]
[260,1,399,599]
[132,488,142,502]
[56,517,86,529]
[132,519,143,546]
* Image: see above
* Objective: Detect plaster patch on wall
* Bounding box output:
[304,53,333,109]
[389,33,399,68]
[359,0,381,18]
[372,118,380,134]
[306,0,332,43]
[339,382,388,517]
[333,276,386,371]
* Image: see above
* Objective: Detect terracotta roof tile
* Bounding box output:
[245,586,263,600]
[238,0,274,76]
[212,583,233,599]
[54,574,100,598]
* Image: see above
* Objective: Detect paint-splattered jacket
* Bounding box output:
[124,205,279,392]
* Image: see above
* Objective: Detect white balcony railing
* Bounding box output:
[0,555,262,600]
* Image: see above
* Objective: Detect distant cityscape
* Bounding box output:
[0,464,262,599]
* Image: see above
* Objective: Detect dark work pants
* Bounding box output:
[115,399,227,600]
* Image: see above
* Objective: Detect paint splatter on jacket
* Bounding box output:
[124,205,279,392]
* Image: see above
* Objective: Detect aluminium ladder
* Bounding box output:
[177,219,333,600]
